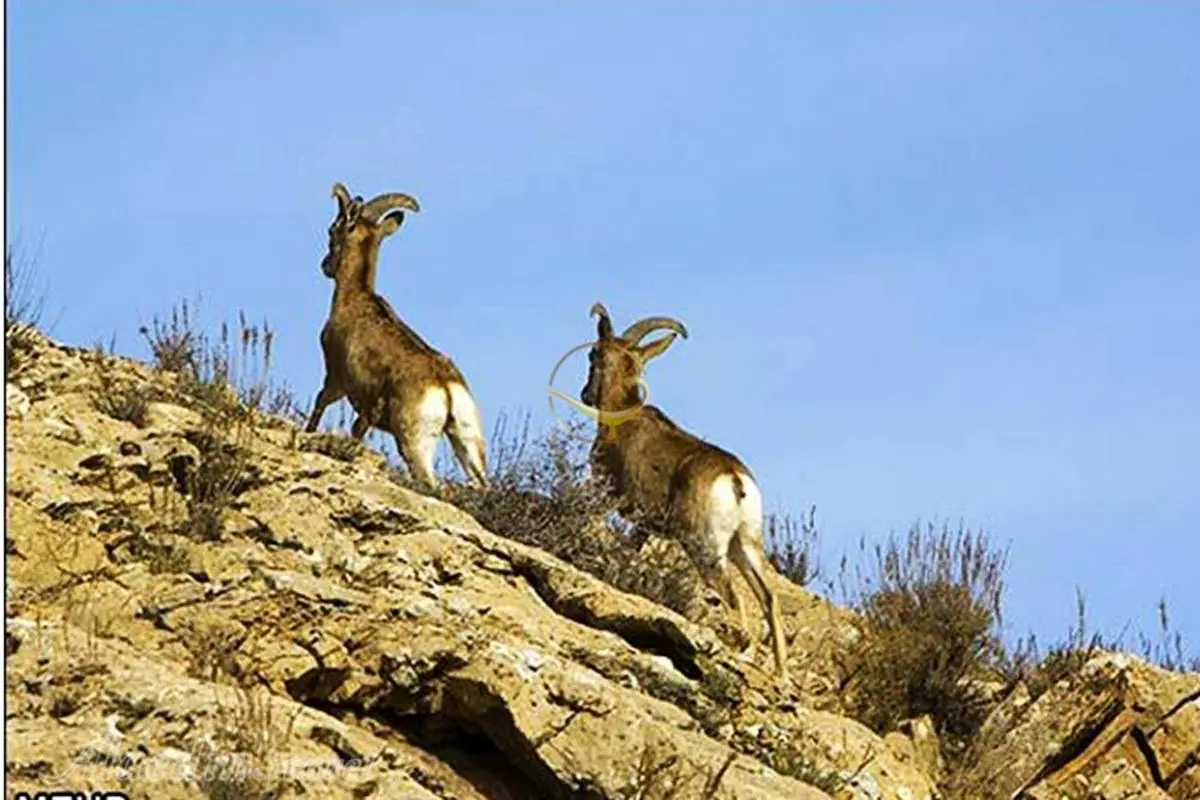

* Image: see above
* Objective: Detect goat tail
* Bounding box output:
[443,382,489,487]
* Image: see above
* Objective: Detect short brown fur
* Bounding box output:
[580,303,788,677]
[305,183,488,490]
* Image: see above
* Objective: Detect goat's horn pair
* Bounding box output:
[359,192,421,222]
[622,316,688,343]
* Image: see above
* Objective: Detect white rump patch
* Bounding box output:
[709,474,763,518]
[709,475,743,529]
[708,473,764,555]
[416,386,450,440]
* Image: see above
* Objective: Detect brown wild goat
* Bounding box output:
[305,182,488,490]
[578,303,787,677]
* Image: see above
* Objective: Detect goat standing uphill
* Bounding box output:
[579,303,788,677]
[305,183,488,490]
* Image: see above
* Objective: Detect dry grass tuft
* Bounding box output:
[765,504,823,588]
[1002,590,1199,703]
[89,339,151,427]
[195,684,298,800]
[5,245,46,379]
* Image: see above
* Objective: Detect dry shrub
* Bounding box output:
[727,720,856,795]
[765,504,823,588]
[196,684,297,800]
[184,619,246,684]
[127,531,190,575]
[1000,587,1112,702]
[1003,591,1198,703]
[436,411,701,615]
[299,431,363,463]
[442,411,622,562]
[91,378,149,427]
[1137,597,1200,673]
[89,339,150,427]
[179,421,256,542]
[191,630,298,800]
[139,300,301,423]
[5,245,46,378]
[617,739,735,800]
[841,522,1007,762]
[139,300,294,542]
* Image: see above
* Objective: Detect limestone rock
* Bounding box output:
[6,381,31,418]
[9,328,1195,800]
[959,652,1200,799]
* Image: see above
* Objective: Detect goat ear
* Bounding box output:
[637,333,677,363]
[596,315,613,341]
[378,209,407,238]
[591,303,614,340]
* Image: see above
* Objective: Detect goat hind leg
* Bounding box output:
[730,532,788,678]
[690,546,752,653]
[448,435,488,488]
[394,430,440,493]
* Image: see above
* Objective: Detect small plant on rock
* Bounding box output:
[5,245,46,379]
[617,739,735,800]
[299,431,363,463]
[89,340,151,427]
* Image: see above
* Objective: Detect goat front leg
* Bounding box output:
[305,378,345,433]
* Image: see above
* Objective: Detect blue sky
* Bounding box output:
[8,3,1199,653]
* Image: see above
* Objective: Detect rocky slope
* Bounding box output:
[4,329,1198,799]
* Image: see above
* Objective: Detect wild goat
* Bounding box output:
[304,182,488,490]
[576,303,787,677]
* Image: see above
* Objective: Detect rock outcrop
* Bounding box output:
[956,653,1200,799]
[5,328,1197,799]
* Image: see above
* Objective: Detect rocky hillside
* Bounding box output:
[5,328,1199,799]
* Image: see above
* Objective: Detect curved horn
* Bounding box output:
[331,182,352,211]
[359,192,421,222]
[620,316,689,343]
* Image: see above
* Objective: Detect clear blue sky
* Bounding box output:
[8,3,1198,654]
